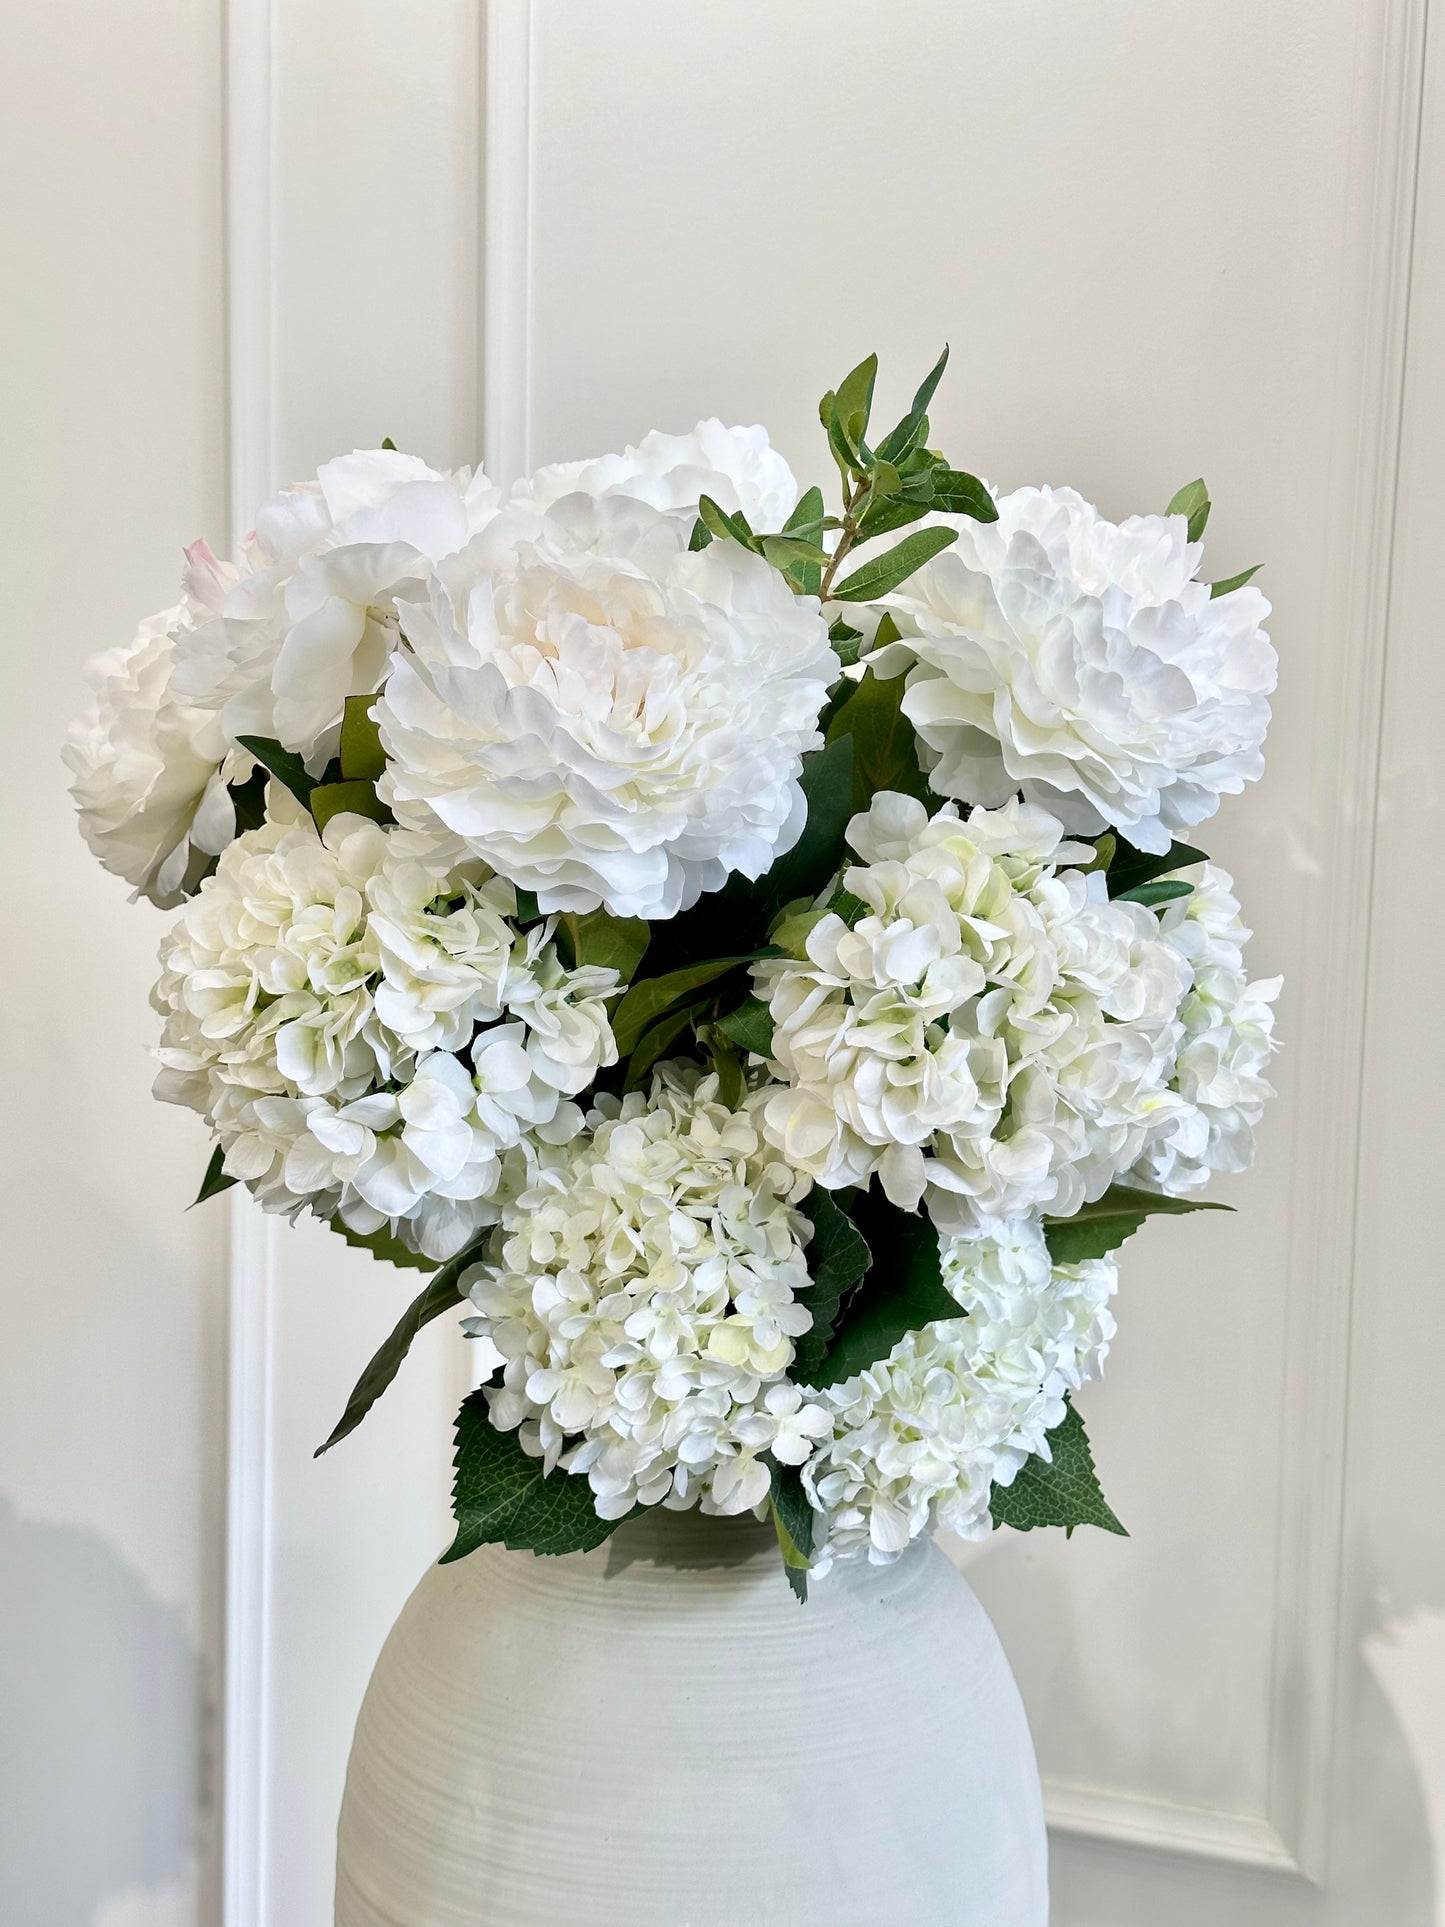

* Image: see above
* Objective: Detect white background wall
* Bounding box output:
[1,4,1440,1925]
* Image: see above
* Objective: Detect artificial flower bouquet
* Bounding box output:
[68,350,1279,1596]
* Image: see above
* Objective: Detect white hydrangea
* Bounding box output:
[803,1217,1118,1569]
[510,419,798,530]
[64,599,247,907]
[168,448,499,759]
[875,485,1276,854]
[1129,861,1281,1192]
[375,493,836,918]
[756,791,1193,1234]
[150,811,617,1259]
[460,1066,832,1519]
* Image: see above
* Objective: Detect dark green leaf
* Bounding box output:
[874,344,950,465]
[381,436,397,451]
[791,1188,872,1380]
[236,734,316,808]
[1105,835,1208,899]
[819,390,861,477]
[1042,1182,1230,1265]
[309,779,393,831]
[801,1193,959,1390]
[855,494,932,541]
[512,889,544,926]
[784,485,826,536]
[339,693,387,782]
[315,1234,482,1455]
[1166,477,1211,543]
[831,525,958,602]
[556,908,650,984]
[191,1144,237,1206]
[688,515,712,551]
[926,468,997,522]
[715,996,775,1058]
[767,1455,816,1593]
[227,764,270,836]
[1115,878,1194,908]
[441,1389,633,1561]
[989,1400,1127,1537]
[707,1035,746,1109]
[611,954,772,1056]
[825,667,935,817]
[825,886,869,927]
[622,1001,703,1093]
[325,1214,439,1272]
[1210,564,1262,598]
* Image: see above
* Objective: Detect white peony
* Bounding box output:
[168,448,499,758]
[803,1217,1118,1568]
[1129,862,1281,1192]
[510,420,798,530]
[875,485,1276,853]
[375,493,836,918]
[460,1065,831,1519]
[150,812,617,1258]
[65,601,247,907]
[755,791,1192,1233]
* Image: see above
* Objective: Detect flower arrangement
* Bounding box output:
[68,350,1279,1596]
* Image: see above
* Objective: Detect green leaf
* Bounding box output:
[697,493,757,550]
[854,493,933,541]
[791,1188,872,1381]
[825,886,869,927]
[831,525,958,602]
[622,1001,703,1093]
[315,1235,482,1455]
[191,1144,237,1206]
[989,1400,1127,1537]
[1105,835,1208,899]
[758,533,831,573]
[381,436,397,451]
[512,889,544,925]
[1081,832,1116,875]
[801,1193,959,1390]
[236,735,316,808]
[309,779,393,831]
[1043,1182,1230,1265]
[834,351,878,461]
[339,693,388,781]
[441,1389,633,1561]
[556,908,650,984]
[611,954,772,1056]
[1166,477,1211,543]
[715,996,775,1058]
[227,764,269,836]
[688,515,712,551]
[767,1454,817,1594]
[874,344,950,465]
[828,624,864,668]
[1115,878,1193,908]
[819,390,861,478]
[1210,564,1261,598]
[707,1034,746,1109]
[784,485,826,536]
[325,1214,439,1272]
[926,468,997,522]
[825,666,935,817]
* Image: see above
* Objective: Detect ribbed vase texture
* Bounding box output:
[335,1513,1048,1927]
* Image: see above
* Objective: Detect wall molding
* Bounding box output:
[1042,0,1433,1882]
[221,1,278,1922]
[480,0,534,486]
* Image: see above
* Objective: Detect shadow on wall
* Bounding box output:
[0,1491,201,1927]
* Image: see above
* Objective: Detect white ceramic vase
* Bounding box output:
[335,1511,1048,1927]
